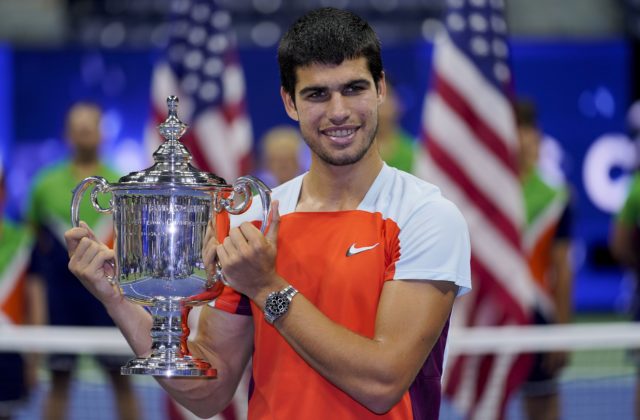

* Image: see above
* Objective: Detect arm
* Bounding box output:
[156,306,254,417]
[65,223,254,418]
[549,239,572,324]
[217,201,460,413]
[610,220,638,268]
[270,278,456,413]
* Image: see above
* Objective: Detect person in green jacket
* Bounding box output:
[26,102,139,420]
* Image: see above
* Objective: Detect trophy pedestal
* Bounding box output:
[121,355,217,377]
[120,299,217,378]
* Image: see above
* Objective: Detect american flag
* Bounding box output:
[145,0,252,182]
[414,0,536,418]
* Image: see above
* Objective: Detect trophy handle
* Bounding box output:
[227,175,272,234]
[70,176,116,283]
[213,176,272,282]
[71,176,114,227]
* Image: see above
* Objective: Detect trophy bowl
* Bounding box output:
[70,96,270,377]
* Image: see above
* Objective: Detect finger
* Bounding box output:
[79,221,98,241]
[69,235,95,264]
[216,243,230,266]
[202,240,219,271]
[239,221,264,248]
[65,226,92,255]
[76,238,103,267]
[228,227,251,254]
[203,219,216,246]
[265,200,280,244]
[83,248,115,283]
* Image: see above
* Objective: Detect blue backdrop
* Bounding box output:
[0,38,633,313]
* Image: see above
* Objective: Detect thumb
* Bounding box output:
[265,200,280,244]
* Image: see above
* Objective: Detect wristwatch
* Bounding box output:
[264,285,298,324]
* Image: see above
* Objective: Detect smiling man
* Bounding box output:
[65,7,471,420]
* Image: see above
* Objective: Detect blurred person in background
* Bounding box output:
[26,102,139,420]
[610,100,640,419]
[258,125,305,188]
[376,80,416,173]
[0,163,41,420]
[515,99,574,420]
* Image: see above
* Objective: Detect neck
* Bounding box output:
[72,158,100,179]
[297,147,384,212]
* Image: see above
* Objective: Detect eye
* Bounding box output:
[305,89,328,101]
[344,83,367,95]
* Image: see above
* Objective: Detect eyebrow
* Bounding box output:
[298,78,372,96]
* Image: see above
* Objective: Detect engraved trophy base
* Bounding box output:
[121,355,217,377]
[119,298,217,378]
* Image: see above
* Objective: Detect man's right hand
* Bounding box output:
[65,221,122,306]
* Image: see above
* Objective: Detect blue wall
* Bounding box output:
[1,38,633,312]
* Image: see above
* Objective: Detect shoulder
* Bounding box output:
[99,163,121,182]
[30,161,68,194]
[362,165,466,229]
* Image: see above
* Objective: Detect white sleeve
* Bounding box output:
[392,198,472,295]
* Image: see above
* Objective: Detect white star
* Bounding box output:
[208,34,229,53]
[191,3,211,23]
[211,11,231,30]
[188,27,207,46]
[184,49,204,70]
[447,13,466,32]
[470,13,488,32]
[470,36,489,56]
[203,57,224,77]
[200,81,220,101]
[182,73,201,94]
[492,38,508,57]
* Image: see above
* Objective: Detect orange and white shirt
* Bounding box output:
[212,164,471,419]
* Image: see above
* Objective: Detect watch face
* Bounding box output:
[269,293,290,316]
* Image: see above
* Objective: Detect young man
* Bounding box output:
[65,8,471,419]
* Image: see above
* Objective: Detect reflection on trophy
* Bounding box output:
[70,96,271,377]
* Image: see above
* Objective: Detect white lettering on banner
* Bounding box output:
[583,133,637,214]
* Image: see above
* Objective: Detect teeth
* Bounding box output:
[326,129,354,137]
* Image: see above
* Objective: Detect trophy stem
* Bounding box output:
[121,299,217,377]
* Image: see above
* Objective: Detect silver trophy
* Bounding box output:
[70,96,270,377]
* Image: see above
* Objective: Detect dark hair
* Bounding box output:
[277,7,384,100]
[514,99,538,128]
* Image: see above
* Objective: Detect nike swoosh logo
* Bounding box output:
[346,242,379,257]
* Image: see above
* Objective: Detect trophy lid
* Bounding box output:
[118,96,227,187]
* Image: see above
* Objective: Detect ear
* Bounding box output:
[280,86,299,122]
[377,72,387,106]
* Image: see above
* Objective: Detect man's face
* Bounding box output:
[67,106,102,162]
[517,125,539,175]
[281,57,384,167]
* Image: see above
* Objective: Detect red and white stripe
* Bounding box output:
[416,31,535,419]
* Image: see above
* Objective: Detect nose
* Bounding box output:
[327,93,350,124]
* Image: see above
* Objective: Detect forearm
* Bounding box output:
[255,280,456,414]
[551,241,573,324]
[551,265,572,324]
[103,295,154,357]
[274,296,410,411]
[156,307,254,418]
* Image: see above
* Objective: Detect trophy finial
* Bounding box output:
[158,95,187,142]
[167,95,178,118]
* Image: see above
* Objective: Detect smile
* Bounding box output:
[324,128,356,137]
